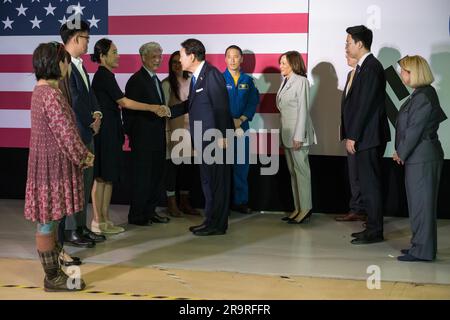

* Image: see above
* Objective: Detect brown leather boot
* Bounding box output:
[167,195,183,217]
[37,248,85,292]
[179,194,200,215]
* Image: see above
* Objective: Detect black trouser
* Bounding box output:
[355,144,386,236]
[347,152,365,213]
[128,149,165,223]
[200,162,231,232]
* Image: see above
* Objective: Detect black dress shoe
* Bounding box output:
[128,219,151,226]
[64,230,95,248]
[189,224,207,232]
[80,227,106,242]
[150,214,170,223]
[351,229,367,238]
[288,210,312,224]
[193,229,226,236]
[400,249,410,255]
[59,257,82,267]
[231,204,252,214]
[397,254,431,262]
[351,235,384,245]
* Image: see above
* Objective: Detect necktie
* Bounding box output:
[190,75,196,95]
[355,64,361,74]
[346,69,355,95]
[77,62,89,91]
[152,74,163,103]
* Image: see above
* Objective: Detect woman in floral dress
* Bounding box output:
[24,42,94,292]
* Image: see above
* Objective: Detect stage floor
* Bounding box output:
[0,199,449,299]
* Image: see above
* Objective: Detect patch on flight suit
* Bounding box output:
[238,84,249,90]
[226,84,233,90]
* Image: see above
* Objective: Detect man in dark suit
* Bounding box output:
[59,21,106,247]
[336,55,367,223]
[122,42,171,226]
[341,25,390,244]
[171,38,233,236]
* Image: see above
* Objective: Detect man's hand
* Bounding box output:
[233,118,242,129]
[346,139,356,154]
[292,140,303,151]
[82,152,95,169]
[218,138,228,149]
[393,151,404,165]
[90,117,101,135]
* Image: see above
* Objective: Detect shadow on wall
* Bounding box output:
[309,61,344,156]
[242,49,256,74]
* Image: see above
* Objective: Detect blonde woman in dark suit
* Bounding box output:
[395,55,447,262]
[277,51,317,224]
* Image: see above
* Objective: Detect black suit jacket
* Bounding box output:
[68,63,101,145]
[122,67,165,151]
[341,54,390,151]
[171,61,233,151]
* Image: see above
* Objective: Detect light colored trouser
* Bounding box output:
[284,146,312,214]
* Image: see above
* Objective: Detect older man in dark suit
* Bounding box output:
[342,25,390,245]
[122,42,171,226]
[171,38,234,236]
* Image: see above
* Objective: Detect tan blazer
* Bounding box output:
[276,73,317,148]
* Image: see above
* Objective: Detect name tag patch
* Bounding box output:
[196,88,204,93]
[238,84,249,89]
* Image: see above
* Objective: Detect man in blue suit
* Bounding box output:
[223,45,259,214]
[59,21,106,247]
[171,39,234,236]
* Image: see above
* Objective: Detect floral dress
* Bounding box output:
[24,84,89,223]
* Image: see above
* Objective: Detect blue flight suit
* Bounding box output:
[223,69,259,206]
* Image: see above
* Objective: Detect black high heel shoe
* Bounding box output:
[287,210,312,224]
[281,211,300,221]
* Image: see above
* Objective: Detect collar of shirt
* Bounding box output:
[357,52,372,68]
[71,56,83,69]
[143,66,157,78]
[192,61,205,81]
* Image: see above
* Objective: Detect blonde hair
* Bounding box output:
[398,55,434,88]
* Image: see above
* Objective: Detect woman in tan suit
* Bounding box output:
[277,51,317,224]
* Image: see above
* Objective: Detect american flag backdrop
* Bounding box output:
[0,0,309,150]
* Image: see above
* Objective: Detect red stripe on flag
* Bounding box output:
[257,94,278,113]
[0,92,32,110]
[0,91,280,113]
[0,128,282,154]
[0,128,30,148]
[0,54,307,74]
[109,13,308,35]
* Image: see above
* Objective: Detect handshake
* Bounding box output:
[155,105,171,118]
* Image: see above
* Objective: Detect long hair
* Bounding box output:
[168,51,190,101]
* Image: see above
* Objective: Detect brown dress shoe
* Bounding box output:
[335,212,367,222]
[166,195,183,217]
[180,194,201,215]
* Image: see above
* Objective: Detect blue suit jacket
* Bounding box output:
[171,62,233,151]
[69,63,100,145]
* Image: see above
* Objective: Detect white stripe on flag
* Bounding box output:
[0,34,308,55]
[0,73,283,94]
[0,110,281,131]
[108,0,309,16]
[0,110,30,128]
